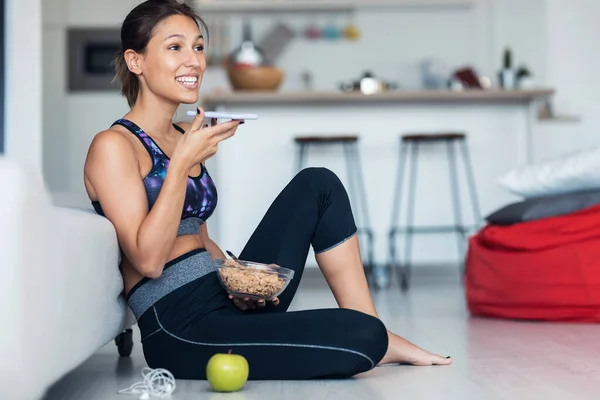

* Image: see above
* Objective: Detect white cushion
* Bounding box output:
[0,156,130,400]
[497,146,600,198]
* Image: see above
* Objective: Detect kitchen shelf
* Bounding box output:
[191,0,475,14]
[538,115,581,123]
[201,89,555,107]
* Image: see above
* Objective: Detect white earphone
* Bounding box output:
[118,367,176,399]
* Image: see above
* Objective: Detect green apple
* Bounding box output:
[206,350,249,392]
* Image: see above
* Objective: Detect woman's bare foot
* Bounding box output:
[378,331,452,366]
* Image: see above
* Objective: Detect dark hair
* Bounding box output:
[113,0,209,108]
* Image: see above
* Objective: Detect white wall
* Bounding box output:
[4,0,42,172]
[535,0,600,160]
[42,0,600,263]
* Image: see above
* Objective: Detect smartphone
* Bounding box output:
[186,111,259,120]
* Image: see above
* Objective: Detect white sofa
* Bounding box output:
[0,157,134,400]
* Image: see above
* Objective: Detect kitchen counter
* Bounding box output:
[198,88,554,268]
[201,89,555,107]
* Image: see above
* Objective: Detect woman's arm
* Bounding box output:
[86,113,239,277]
[85,130,190,278]
[199,222,226,260]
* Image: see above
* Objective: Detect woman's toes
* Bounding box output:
[433,355,453,365]
[385,332,453,366]
[409,351,453,366]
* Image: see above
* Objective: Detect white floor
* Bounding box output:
[43,268,600,400]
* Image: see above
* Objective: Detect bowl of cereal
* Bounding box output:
[216,259,294,300]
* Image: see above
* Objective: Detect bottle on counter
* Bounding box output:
[499,47,516,90]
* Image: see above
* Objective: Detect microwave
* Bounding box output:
[67,27,121,92]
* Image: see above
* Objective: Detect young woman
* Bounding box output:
[84,0,452,380]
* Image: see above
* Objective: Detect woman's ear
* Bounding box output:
[124,49,142,75]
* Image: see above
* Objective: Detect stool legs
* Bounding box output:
[388,140,419,291]
[446,140,468,272]
[295,143,308,173]
[342,143,360,219]
[402,141,420,290]
[343,142,375,276]
[459,140,483,228]
[388,141,409,290]
[388,138,481,291]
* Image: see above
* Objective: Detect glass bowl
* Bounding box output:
[216,259,295,301]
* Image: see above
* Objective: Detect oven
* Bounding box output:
[67,27,122,92]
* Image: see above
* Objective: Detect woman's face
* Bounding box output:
[136,14,206,105]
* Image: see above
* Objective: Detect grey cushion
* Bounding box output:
[486,188,600,225]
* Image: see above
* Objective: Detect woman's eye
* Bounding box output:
[169,45,180,51]
[195,45,205,52]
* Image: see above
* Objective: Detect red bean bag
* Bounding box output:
[465,203,600,322]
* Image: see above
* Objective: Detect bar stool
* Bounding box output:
[294,135,375,276]
[388,132,482,291]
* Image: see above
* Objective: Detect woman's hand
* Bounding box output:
[172,107,242,168]
[229,295,280,311]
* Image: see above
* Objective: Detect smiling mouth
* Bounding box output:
[176,76,198,89]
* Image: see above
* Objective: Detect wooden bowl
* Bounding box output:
[227,66,284,91]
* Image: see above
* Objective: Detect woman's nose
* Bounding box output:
[186,57,200,68]
[184,50,201,67]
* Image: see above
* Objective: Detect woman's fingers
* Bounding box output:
[229,295,247,310]
[190,107,205,131]
[229,295,274,310]
[244,297,256,310]
[207,121,241,143]
[236,299,247,311]
[229,295,258,310]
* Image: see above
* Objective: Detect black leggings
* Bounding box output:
[136,168,389,380]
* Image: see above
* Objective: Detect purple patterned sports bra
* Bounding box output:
[92,119,218,235]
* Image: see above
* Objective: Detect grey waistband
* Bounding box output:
[127,250,219,319]
[177,217,204,236]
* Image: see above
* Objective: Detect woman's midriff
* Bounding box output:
[121,233,208,297]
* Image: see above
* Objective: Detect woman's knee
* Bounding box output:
[359,314,389,368]
[293,167,346,195]
[338,309,388,369]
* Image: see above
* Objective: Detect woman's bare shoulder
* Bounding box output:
[85,127,137,170]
